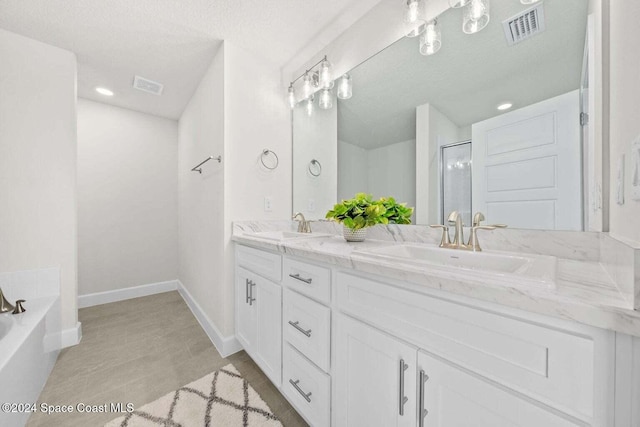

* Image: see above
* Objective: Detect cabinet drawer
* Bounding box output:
[282,343,330,427]
[336,271,600,422]
[236,245,281,282]
[283,288,331,372]
[283,257,330,303]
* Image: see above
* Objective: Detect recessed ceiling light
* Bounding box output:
[95,87,114,96]
[497,102,513,111]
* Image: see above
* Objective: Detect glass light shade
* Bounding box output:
[337,74,352,100]
[319,89,333,110]
[287,86,296,109]
[319,59,333,89]
[419,20,441,56]
[403,0,426,37]
[462,0,490,34]
[520,0,540,3]
[449,0,470,7]
[306,95,314,116]
[302,73,313,99]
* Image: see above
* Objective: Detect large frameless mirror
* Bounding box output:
[293,0,599,231]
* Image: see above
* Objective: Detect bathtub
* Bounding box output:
[0,269,62,427]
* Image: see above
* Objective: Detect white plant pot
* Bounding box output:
[342,225,368,242]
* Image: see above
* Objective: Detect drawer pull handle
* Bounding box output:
[289,379,312,403]
[288,320,312,337]
[418,369,429,427]
[289,273,312,284]
[399,359,409,416]
[246,279,256,305]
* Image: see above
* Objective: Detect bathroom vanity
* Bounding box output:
[233,223,640,427]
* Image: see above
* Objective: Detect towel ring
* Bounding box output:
[308,159,322,177]
[260,149,279,170]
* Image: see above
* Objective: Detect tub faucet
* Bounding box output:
[292,212,312,233]
[0,288,15,314]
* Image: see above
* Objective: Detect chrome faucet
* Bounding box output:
[292,212,312,233]
[430,211,507,252]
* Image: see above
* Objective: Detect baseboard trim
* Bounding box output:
[177,280,242,358]
[78,280,179,308]
[60,322,82,348]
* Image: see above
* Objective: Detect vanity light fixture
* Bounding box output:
[420,19,442,56]
[407,0,490,57]
[337,74,353,100]
[463,0,490,34]
[287,85,296,109]
[497,102,513,110]
[286,55,343,114]
[95,87,114,96]
[306,95,315,117]
[319,58,333,89]
[403,0,426,37]
[302,72,313,99]
[319,88,333,110]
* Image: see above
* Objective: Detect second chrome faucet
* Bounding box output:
[430,211,506,252]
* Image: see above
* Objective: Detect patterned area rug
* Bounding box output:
[105,364,282,427]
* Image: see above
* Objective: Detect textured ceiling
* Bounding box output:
[337,0,588,149]
[0,0,381,119]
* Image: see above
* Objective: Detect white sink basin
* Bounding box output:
[248,231,331,241]
[354,244,557,288]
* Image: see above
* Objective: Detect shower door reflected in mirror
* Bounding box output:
[441,141,472,225]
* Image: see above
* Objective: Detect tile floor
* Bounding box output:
[27,291,307,426]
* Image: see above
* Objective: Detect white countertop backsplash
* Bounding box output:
[232,220,640,337]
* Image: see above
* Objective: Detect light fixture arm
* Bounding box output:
[289,55,328,87]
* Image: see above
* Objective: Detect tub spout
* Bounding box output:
[0,288,15,313]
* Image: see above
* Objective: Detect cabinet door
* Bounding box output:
[417,351,582,427]
[236,267,257,355]
[255,278,282,387]
[334,313,417,427]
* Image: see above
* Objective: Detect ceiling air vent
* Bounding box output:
[133,75,164,95]
[502,3,546,46]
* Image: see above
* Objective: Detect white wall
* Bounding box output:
[178,45,226,337]
[178,41,291,345]
[293,101,337,219]
[609,1,640,245]
[77,99,178,295]
[338,140,367,200]
[223,41,291,335]
[0,29,78,333]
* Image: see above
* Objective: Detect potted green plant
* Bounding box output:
[326,193,385,241]
[326,193,414,241]
[378,196,414,225]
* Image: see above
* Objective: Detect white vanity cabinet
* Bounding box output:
[234,243,619,427]
[235,246,283,387]
[417,351,583,427]
[333,313,417,427]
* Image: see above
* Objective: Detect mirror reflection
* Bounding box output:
[293,0,593,231]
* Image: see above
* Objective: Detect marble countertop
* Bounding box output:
[232,223,640,337]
